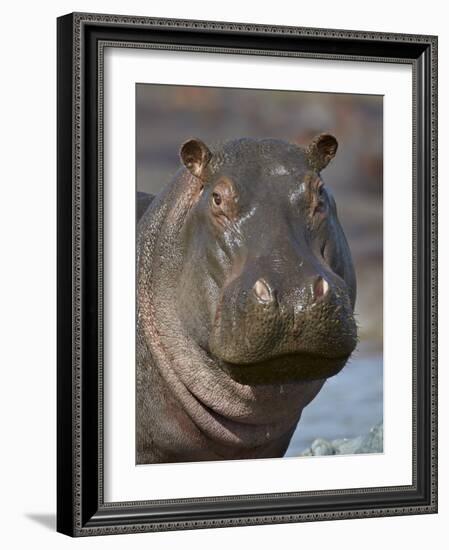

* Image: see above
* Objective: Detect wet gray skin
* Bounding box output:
[136,134,357,464]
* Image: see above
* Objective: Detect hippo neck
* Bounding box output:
[137,171,324,453]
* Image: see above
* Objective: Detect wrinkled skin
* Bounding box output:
[136,135,357,464]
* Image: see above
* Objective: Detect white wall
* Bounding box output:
[0,1,445,548]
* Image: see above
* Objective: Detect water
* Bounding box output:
[285,351,383,456]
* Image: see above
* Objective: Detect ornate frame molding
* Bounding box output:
[57,12,437,536]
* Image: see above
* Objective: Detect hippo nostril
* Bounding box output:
[313,276,329,301]
[253,278,273,303]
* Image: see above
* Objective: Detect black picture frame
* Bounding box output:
[57,12,438,537]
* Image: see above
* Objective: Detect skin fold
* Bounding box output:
[136,134,357,464]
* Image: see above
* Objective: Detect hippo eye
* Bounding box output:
[209,178,239,224]
[317,181,325,198]
[321,241,327,258]
[314,182,327,214]
[212,192,222,206]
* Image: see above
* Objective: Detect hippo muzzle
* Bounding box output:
[208,246,357,384]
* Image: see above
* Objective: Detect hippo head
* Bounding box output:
[176,135,357,385]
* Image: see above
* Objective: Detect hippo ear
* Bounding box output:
[180,138,212,179]
[306,133,338,172]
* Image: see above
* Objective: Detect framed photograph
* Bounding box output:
[57,12,437,536]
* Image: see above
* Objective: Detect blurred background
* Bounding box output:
[136,84,383,455]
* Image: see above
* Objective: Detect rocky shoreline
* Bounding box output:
[300,423,383,456]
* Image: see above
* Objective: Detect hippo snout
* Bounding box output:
[252,275,330,306]
[209,263,357,383]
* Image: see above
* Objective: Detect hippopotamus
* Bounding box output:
[136,134,357,464]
